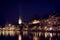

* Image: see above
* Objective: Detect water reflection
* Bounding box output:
[23,31,28,36]
[0,30,60,40]
[45,32,48,38]
[0,31,20,36]
[33,36,39,40]
[18,34,22,40]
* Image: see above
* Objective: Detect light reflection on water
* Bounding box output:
[0,31,60,40]
[0,31,20,36]
[33,36,39,40]
[18,34,22,40]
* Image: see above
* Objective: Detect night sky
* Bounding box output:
[0,0,60,25]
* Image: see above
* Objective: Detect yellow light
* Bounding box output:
[44,26,47,29]
[33,36,39,40]
[23,31,28,36]
[49,27,52,30]
[50,33,52,37]
[32,20,40,24]
[18,17,22,24]
[45,32,48,38]
[18,34,22,40]
[9,31,15,36]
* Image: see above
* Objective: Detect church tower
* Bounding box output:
[18,17,22,24]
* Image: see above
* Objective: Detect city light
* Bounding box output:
[0,15,60,34]
[18,17,22,24]
[8,24,11,26]
[32,20,40,24]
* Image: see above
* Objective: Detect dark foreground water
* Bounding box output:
[0,31,60,40]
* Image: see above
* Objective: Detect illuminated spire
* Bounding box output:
[18,17,22,24]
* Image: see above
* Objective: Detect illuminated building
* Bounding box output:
[18,17,22,24]
[0,15,60,31]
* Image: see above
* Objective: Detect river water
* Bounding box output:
[0,31,60,40]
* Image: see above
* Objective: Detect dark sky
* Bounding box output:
[0,0,60,25]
